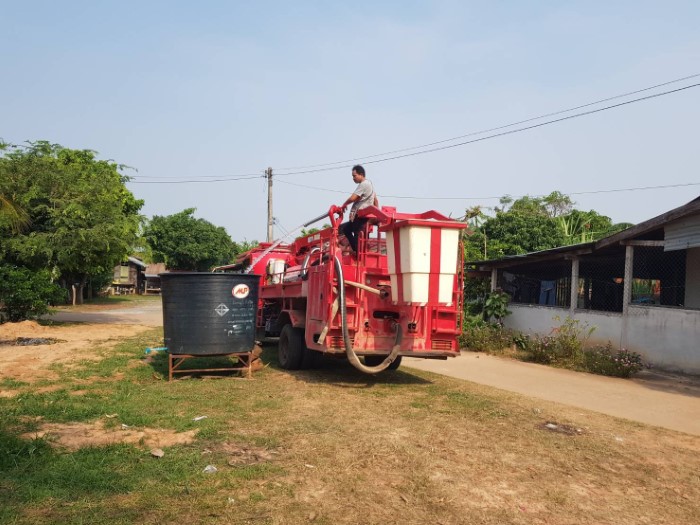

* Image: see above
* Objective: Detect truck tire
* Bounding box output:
[363,355,402,371]
[278,324,304,370]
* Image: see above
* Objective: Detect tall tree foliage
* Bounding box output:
[464,191,633,260]
[0,141,144,303]
[144,208,237,271]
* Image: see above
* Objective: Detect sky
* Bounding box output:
[2,1,699,243]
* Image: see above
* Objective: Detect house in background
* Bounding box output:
[144,263,166,294]
[469,196,700,374]
[112,256,147,294]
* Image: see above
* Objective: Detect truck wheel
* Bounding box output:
[278,325,304,370]
[363,355,402,371]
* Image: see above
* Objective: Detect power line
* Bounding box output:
[124,78,700,185]
[129,174,263,184]
[277,179,700,201]
[274,73,700,172]
[272,217,291,237]
[277,180,347,194]
[130,172,263,180]
[272,82,700,177]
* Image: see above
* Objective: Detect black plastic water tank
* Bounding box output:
[160,272,260,355]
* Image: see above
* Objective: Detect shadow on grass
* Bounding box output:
[143,341,432,386]
[259,343,433,387]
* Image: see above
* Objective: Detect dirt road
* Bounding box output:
[43,299,700,436]
[48,300,163,326]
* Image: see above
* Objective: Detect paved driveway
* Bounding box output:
[405,352,700,436]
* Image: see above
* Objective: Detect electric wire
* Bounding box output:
[273,73,700,172]
[277,179,700,201]
[272,82,700,177]
[129,174,263,184]
[130,172,263,180]
[123,79,700,185]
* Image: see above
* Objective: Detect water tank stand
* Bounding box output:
[168,351,257,381]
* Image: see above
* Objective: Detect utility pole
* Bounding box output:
[266,167,273,242]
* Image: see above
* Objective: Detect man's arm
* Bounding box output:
[341,193,360,212]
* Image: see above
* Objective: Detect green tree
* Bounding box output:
[466,193,569,259]
[481,210,565,258]
[557,210,633,245]
[0,142,30,234]
[233,239,260,258]
[144,208,237,271]
[0,264,65,322]
[0,141,144,303]
[541,191,574,218]
[463,206,488,261]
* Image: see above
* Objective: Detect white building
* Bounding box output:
[470,197,700,374]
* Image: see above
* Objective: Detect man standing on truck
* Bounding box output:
[340,165,378,254]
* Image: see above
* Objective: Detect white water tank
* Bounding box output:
[385,221,461,305]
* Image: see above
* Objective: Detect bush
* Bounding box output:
[0,264,66,322]
[461,315,644,379]
[582,343,644,378]
[460,318,514,352]
[527,317,595,365]
[483,290,511,325]
[463,277,490,317]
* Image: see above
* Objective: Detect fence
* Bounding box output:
[476,245,693,313]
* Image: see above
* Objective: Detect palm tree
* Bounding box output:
[464,205,489,259]
[0,193,29,234]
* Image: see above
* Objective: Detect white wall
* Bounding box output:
[686,247,700,309]
[504,304,700,374]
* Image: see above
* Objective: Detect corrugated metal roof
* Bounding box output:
[127,256,147,268]
[467,241,594,266]
[665,215,700,251]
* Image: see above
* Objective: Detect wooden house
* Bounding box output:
[112,256,147,294]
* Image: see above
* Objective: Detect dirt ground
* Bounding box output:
[0,319,151,388]
[2,303,700,524]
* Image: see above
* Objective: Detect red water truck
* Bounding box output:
[222,205,467,374]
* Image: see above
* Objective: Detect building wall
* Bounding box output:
[504,304,700,374]
[686,247,700,309]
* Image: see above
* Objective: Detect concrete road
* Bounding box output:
[404,352,700,436]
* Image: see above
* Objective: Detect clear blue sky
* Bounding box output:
[2,1,699,243]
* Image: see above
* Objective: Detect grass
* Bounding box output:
[1,328,699,524]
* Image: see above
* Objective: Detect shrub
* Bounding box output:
[526,317,595,365]
[582,343,644,378]
[0,264,66,322]
[460,319,513,352]
[463,315,644,379]
[527,335,557,364]
[463,277,490,317]
[512,332,532,351]
[483,290,511,325]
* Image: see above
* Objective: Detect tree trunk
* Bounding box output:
[76,275,88,305]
